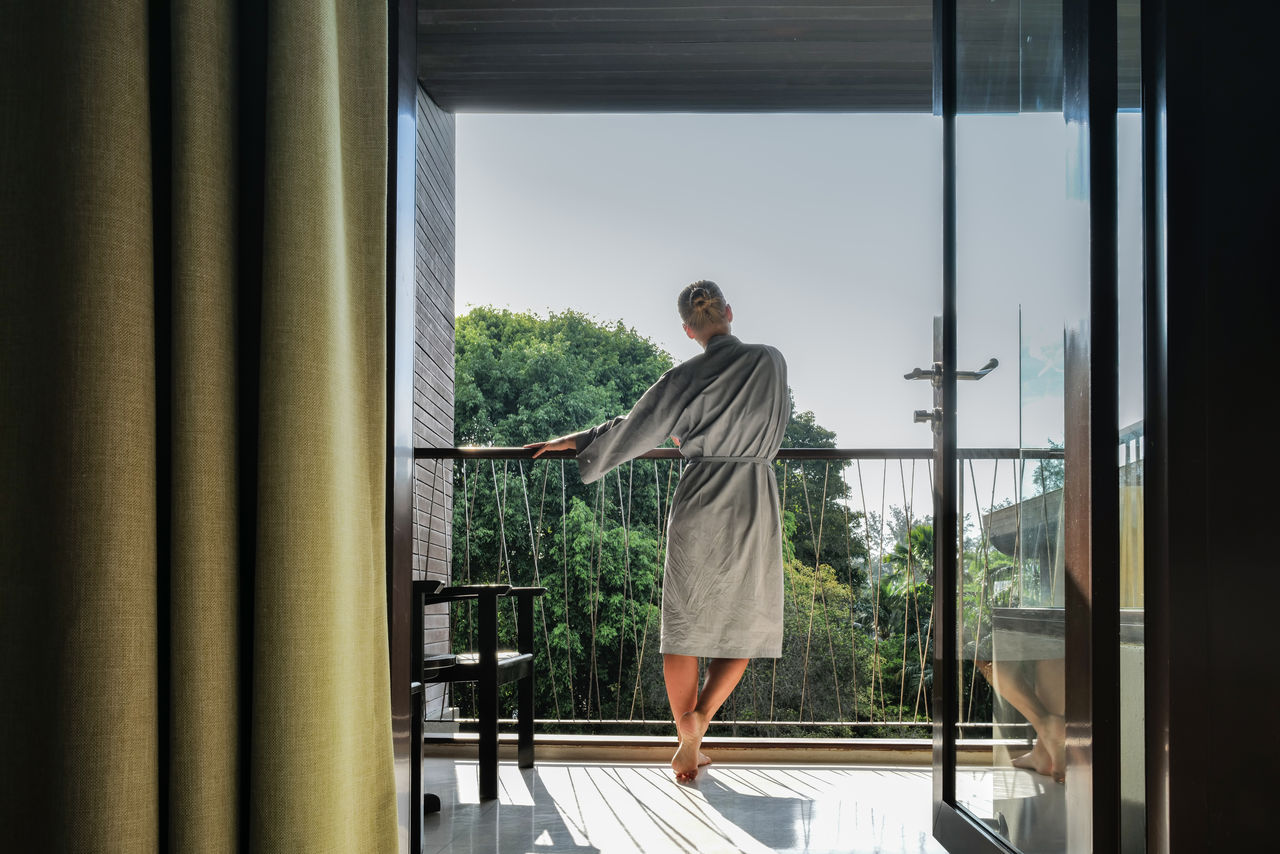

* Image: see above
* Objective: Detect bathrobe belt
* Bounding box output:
[686,455,773,466]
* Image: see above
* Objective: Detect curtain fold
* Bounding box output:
[168,1,242,849]
[250,1,394,849]
[1,2,396,851]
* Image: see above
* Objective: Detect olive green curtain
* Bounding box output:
[0,2,396,851]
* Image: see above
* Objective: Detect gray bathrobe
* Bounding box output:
[575,334,789,659]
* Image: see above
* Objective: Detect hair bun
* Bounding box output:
[678,280,725,329]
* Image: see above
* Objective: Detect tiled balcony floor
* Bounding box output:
[421,757,947,853]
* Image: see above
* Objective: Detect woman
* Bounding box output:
[527,280,789,782]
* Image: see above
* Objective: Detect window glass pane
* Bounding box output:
[1117,0,1146,850]
[953,3,1083,850]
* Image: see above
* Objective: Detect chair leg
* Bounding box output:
[478,676,499,800]
[478,592,499,800]
[518,667,534,769]
[516,592,535,769]
[411,683,424,854]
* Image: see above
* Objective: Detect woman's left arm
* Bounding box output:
[525,431,587,458]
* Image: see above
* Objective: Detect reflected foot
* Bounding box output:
[1011,740,1051,775]
[1011,715,1066,783]
[672,710,708,782]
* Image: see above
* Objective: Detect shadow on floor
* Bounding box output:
[693,774,809,851]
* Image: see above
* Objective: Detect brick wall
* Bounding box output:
[413,85,455,720]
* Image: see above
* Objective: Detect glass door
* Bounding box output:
[953,0,1080,850]
[929,0,1130,851]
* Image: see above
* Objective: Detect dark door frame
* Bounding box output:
[388,0,418,848]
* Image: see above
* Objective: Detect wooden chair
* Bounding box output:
[411,579,546,805]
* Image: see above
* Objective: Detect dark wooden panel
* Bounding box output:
[414,394,453,436]
[414,326,456,385]
[413,349,453,399]
[415,306,456,362]
[414,346,455,398]
[413,390,453,435]
[413,83,457,722]
[413,403,452,442]
[413,374,453,421]
[412,378,452,422]
[413,160,456,237]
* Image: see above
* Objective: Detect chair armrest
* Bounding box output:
[506,586,547,597]
[413,578,445,596]
[419,583,511,607]
[435,583,511,599]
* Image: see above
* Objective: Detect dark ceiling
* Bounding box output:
[416,2,1139,113]
[418,1,935,112]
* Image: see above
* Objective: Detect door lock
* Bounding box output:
[904,362,943,387]
[914,408,942,425]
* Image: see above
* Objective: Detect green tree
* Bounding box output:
[455,306,675,448]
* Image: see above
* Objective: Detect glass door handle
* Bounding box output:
[904,358,999,383]
[956,357,999,380]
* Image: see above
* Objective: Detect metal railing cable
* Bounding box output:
[413,446,1065,736]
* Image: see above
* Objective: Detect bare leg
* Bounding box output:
[662,654,710,765]
[978,659,1065,782]
[1034,658,1066,715]
[664,655,748,781]
[1031,657,1067,782]
[662,654,712,767]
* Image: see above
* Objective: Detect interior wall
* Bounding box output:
[413,85,455,720]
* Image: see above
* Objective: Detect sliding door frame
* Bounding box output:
[388,0,418,849]
[930,1,1122,851]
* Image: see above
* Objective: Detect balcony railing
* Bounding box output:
[412,445,1067,743]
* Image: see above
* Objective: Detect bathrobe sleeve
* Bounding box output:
[574,367,691,484]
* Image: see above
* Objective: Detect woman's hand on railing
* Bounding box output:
[525,434,579,458]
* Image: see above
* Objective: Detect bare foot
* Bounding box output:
[678,737,712,767]
[1011,740,1051,775]
[1011,715,1066,783]
[672,710,707,782]
[682,745,711,766]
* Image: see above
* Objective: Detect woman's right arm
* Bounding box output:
[526,366,691,478]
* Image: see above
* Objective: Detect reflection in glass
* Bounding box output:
[1117,0,1145,849]
[952,1,1080,851]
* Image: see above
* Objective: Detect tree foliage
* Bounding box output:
[455,306,673,447]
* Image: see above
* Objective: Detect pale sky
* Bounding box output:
[455,112,1144,470]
